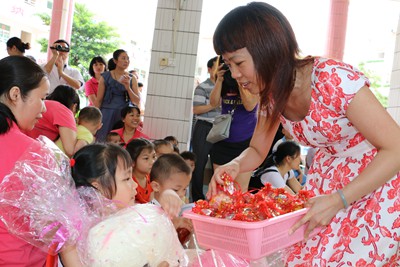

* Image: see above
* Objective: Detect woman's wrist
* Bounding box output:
[337,189,349,209]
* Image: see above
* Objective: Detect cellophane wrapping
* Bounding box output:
[0,136,85,255]
[84,204,187,267]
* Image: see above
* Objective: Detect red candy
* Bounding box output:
[192,172,315,222]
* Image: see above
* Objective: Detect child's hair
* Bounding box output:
[164,135,178,145]
[125,138,154,163]
[71,143,132,199]
[121,104,140,118]
[88,56,106,77]
[150,154,191,183]
[153,139,173,151]
[46,85,80,112]
[106,132,120,142]
[180,151,196,163]
[78,106,102,124]
[266,140,300,167]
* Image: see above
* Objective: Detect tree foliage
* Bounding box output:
[36,3,120,80]
[358,62,388,108]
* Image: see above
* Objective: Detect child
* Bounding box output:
[62,143,185,266]
[106,131,123,146]
[153,139,174,158]
[164,135,179,153]
[150,154,193,244]
[180,151,196,172]
[125,138,156,203]
[249,140,302,195]
[55,106,102,155]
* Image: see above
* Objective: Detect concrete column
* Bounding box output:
[388,15,400,123]
[324,0,349,60]
[47,0,75,61]
[143,0,203,150]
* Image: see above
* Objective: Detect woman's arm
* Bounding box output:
[291,85,400,238]
[125,74,140,106]
[209,65,225,107]
[95,76,106,108]
[287,177,302,194]
[239,85,259,111]
[207,115,280,197]
[58,126,77,158]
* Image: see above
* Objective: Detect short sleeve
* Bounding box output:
[193,85,207,106]
[260,168,286,188]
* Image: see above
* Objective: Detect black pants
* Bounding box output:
[191,120,213,201]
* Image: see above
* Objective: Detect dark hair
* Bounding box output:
[180,151,196,162]
[207,56,218,69]
[150,153,191,183]
[78,106,102,124]
[7,37,30,53]
[0,56,46,134]
[113,49,127,61]
[54,39,70,48]
[120,105,140,119]
[125,138,154,163]
[46,85,80,112]
[213,2,312,128]
[107,58,116,71]
[164,135,178,144]
[264,140,300,168]
[220,62,239,96]
[88,56,106,77]
[138,82,143,87]
[106,131,120,141]
[71,143,132,199]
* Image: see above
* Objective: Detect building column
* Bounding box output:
[324,0,349,60]
[47,0,75,60]
[143,0,203,150]
[388,15,400,123]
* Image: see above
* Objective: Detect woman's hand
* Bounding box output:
[206,160,240,199]
[289,192,343,239]
[119,74,131,89]
[158,189,182,218]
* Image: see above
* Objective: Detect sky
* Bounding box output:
[76,0,400,86]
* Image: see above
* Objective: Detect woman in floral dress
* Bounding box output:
[208,2,400,265]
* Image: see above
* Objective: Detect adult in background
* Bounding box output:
[42,39,84,93]
[6,37,30,56]
[0,56,49,266]
[190,56,220,201]
[85,56,106,106]
[208,2,400,265]
[95,49,140,142]
[209,61,258,193]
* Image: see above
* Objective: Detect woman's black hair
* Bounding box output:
[0,56,46,134]
[71,143,132,199]
[46,85,80,112]
[7,37,30,53]
[113,49,127,60]
[88,56,106,77]
[120,104,140,119]
[125,138,154,163]
[107,58,116,71]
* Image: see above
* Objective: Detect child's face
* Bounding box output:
[156,172,191,199]
[113,159,138,208]
[123,109,141,129]
[184,159,195,172]
[155,144,174,158]
[108,135,121,144]
[134,148,156,175]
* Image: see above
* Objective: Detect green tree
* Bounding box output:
[358,62,388,108]
[36,3,120,80]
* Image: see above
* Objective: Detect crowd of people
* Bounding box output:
[1,1,399,265]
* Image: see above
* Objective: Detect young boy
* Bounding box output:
[180,151,196,172]
[106,131,123,146]
[149,154,193,244]
[153,139,174,158]
[56,106,102,154]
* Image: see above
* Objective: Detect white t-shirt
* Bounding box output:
[43,64,84,93]
[260,166,295,188]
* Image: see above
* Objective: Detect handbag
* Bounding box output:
[206,99,238,144]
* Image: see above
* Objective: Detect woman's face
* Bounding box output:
[222,47,259,94]
[112,158,137,208]
[9,77,49,131]
[288,153,301,169]
[123,109,141,129]
[93,61,105,75]
[115,52,130,70]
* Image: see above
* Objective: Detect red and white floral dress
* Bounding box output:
[282,58,400,266]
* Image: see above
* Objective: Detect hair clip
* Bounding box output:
[70,158,76,167]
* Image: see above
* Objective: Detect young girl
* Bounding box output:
[249,140,302,194]
[125,138,156,203]
[61,143,185,266]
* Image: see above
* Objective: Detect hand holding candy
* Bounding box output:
[207,161,240,199]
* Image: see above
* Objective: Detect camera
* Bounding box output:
[50,44,70,52]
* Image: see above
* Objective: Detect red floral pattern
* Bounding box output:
[282,58,400,265]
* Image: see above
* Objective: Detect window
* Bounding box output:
[0,23,10,44]
[24,0,36,6]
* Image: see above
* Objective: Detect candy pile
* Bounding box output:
[192,172,315,222]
